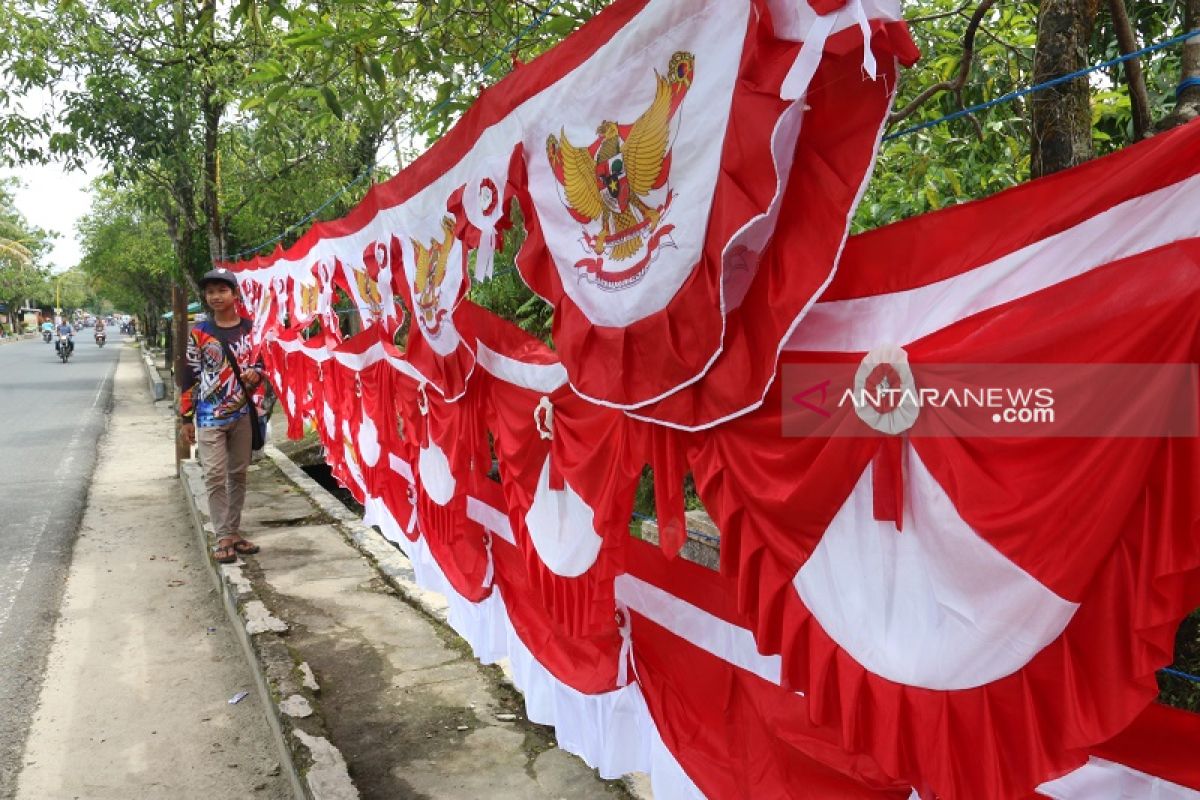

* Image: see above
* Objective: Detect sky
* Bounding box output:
[2,81,100,276]
[2,160,99,275]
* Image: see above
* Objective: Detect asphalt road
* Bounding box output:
[0,331,123,795]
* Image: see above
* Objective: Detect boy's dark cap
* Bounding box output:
[199,268,239,292]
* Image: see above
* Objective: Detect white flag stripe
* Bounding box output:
[1038,757,1200,800]
[786,172,1200,353]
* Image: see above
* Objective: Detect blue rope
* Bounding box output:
[229,0,569,261]
[1177,76,1200,98]
[885,28,1200,142]
[230,168,375,261]
[1161,666,1200,684]
[477,0,568,81]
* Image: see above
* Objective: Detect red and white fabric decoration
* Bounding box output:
[738,117,1200,798]
[514,0,914,426]
[223,0,915,428]
[222,0,1200,797]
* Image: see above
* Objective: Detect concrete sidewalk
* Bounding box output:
[0,332,37,345]
[180,430,637,798]
[14,343,294,800]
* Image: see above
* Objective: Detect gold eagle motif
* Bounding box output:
[353,267,383,319]
[546,51,694,262]
[413,217,456,332]
[299,282,319,317]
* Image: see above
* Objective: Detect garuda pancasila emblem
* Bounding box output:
[546,51,694,289]
[413,217,456,337]
[353,267,383,322]
[298,282,319,320]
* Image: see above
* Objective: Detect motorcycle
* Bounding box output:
[56,334,73,363]
[42,329,52,343]
[95,330,106,348]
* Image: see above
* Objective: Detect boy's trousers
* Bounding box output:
[196,414,253,538]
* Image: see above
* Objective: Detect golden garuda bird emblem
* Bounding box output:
[353,266,383,322]
[298,281,319,319]
[546,51,694,285]
[412,217,456,337]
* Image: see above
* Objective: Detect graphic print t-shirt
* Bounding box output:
[182,319,258,429]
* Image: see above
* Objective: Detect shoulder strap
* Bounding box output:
[217,337,260,426]
[216,337,246,385]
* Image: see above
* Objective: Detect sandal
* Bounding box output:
[229,537,260,555]
[213,538,238,564]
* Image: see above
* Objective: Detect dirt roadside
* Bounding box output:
[14,344,292,800]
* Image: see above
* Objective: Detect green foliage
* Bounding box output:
[51,268,96,312]
[855,1,1039,231]
[1158,609,1200,712]
[469,266,554,343]
[76,176,174,329]
[0,178,54,330]
[231,1,608,142]
[467,202,554,342]
[856,0,1195,232]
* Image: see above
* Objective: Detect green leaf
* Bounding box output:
[367,57,387,90]
[321,86,344,119]
[923,185,941,210]
[284,27,330,48]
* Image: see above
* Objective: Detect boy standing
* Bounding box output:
[180,268,264,563]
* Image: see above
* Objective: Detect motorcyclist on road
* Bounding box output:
[55,320,74,356]
[40,320,53,341]
[94,319,106,342]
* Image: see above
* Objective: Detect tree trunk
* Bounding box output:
[349,120,383,185]
[202,93,225,265]
[1031,0,1098,177]
[1156,0,1200,131]
[172,281,191,472]
[200,0,226,265]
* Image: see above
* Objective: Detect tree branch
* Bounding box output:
[974,21,1034,63]
[1107,0,1152,141]
[906,0,974,25]
[888,0,998,126]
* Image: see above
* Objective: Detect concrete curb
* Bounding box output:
[138,342,167,400]
[180,458,345,800]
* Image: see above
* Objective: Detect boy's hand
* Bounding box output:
[243,368,262,388]
[180,422,196,445]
